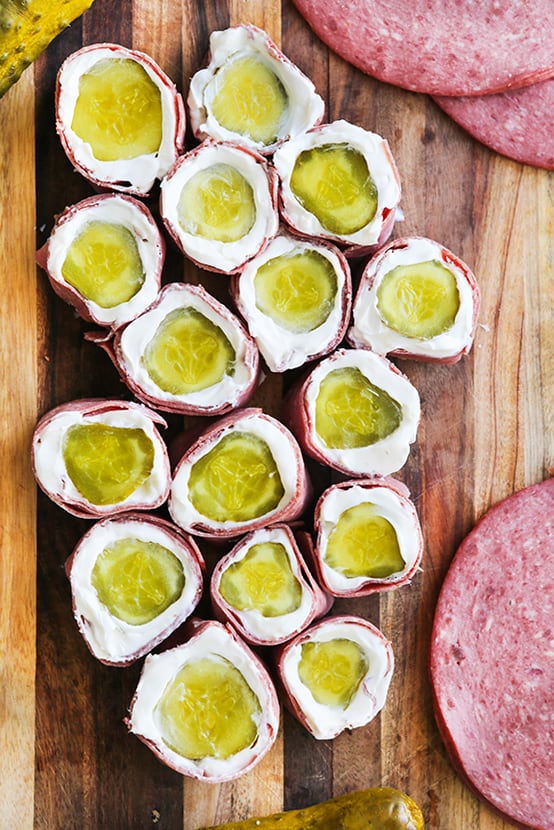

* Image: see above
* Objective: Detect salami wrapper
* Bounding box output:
[187,24,324,155]
[32,398,171,519]
[56,43,185,196]
[348,236,480,363]
[66,513,205,666]
[430,478,554,830]
[210,524,333,646]
[126,619,280,782]
[284,347,420,477]
[309,477,423,596]
[169,407,310,539]
[276,614,394,740]
[160,140,279,274]
[87,283,260,416]
[36,194,164,330]
[231,234,352,372]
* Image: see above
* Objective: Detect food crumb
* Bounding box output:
[152,809,160,824]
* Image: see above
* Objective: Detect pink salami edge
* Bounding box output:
[430,477,554,830]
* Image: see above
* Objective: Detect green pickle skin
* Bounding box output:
[198,787,424,829]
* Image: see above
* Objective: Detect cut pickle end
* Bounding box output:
[177,163,256,243]
[71,57,163,161]
[290,143,378,235]
[143,307,236,395]
[315,367,402,449]
[61,220,145,308]
[209,55,289,145]
[298,638,369,708]
[219,542,302,617]
[62,423,155,505]
[325,503,405,578]
[377,259,461,339]
[91,537,185,625]
[156,656,261,760]
[254,250,338,333]
[188,432,284,523]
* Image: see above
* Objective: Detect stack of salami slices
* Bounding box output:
[292,0,554,169]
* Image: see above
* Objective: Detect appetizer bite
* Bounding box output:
[126,619,280,782]
[348,236,480,362]
[187,24,324,155]
[309,477,423,596]
[285,347,420,477]
[89,282,260,415]
[56,43,185,196]
[36,194,164,330]
[160,140,279,274]
[210,524,332,646]
[32,399,171,518]
[169,408,310,539]
[273,120,401,256]
[66,513,204,666]
[232,234,352,372]
[277,615,394,740]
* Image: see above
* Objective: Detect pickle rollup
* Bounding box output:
[198,786,424,829]
[88,282,260,416]
[36,194,164,330]
[126,619,280,782]
[32,398,171,518]
[66,512,205,666]
[210,523,333,646]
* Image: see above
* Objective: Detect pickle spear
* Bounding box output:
[0,0,96,97]
[198,787,424,829]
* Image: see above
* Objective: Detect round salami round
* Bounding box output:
[430,477,554,830]
[292,0,554,96]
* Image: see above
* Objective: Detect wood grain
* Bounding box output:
[0,0,552,828]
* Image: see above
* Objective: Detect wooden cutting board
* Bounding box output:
[0,1,552,827]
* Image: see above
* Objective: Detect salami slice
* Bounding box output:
[430,478,554,830]
[292,0,554,96]
[433,78,554,170]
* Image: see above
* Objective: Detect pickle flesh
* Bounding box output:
[91,537,185,625]
[254,250,338,332]
[177,163,255,243]
[188,432,285,523]
[219,542,302,617]
[61,220,145,308]
[325,503,405,578]
[209,55,288,146]
[62,423,155,505]
[290,143,378,235]
[155,656,261,760]
[315,366,402,449]
[377,259,461,339]
[143,307,236,395]
[298,638,369,708]
[71,58,162,162]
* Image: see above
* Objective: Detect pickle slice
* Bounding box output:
[177,163,256,243]
[254,250,338,333]
[61,220,145,307]
[91,537,185,625]
[143,307,236,395]
[290,143,378,235]
[325,503,405,579]
[188,432,285,523]
[0,0,96,98]
[209,55,288,146]
[219,542,302,617]
[156,656,261,760]
[298,638,369,708]
[377,259,461,339]
[315,366,402,449]
[62,423,155,505]
[71,57,162,161]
